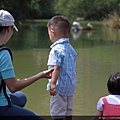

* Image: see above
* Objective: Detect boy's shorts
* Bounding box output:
[50,93,73,119]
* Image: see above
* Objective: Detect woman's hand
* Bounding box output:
[42,68,54,79]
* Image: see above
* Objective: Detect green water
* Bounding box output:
[6,22,120,115]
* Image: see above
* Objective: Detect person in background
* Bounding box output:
[46,15,77,120]
[0,9,53,119]
[95,72,120,117]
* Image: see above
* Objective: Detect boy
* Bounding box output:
[46,15,77,120]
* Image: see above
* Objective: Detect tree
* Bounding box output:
[0,0,55,22]
[0,0,120,21]
[0,0,30,22]
[53,0,120,21]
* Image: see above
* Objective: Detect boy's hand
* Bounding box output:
[50,83,57,96]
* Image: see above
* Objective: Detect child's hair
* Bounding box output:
[47,15,70,33]
[107,72,120,95]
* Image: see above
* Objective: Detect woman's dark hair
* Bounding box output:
[107,72,120,95]
[0,26,9,33]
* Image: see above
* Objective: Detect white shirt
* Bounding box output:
[97,94,120,111]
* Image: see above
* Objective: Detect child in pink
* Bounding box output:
[96,72,120,117]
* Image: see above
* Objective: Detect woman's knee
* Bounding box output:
[10,91,27,107]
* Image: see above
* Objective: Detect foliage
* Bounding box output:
[0,0,30,22]
[102,12,120,29]
[53,0,82,21]
[0,0,54,23]
[0,0,120,22]
[30,0,55,19]
[54,0,120,21]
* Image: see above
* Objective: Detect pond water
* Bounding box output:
[6,21,120,116]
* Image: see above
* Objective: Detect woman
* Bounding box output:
[0,9,53,119]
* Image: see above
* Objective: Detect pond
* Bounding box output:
[6,21,120,116]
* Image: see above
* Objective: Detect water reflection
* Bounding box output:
[87,31,93,38]
[70,21,95,40]
[70,23,120,43]
[102,27,120,42]
[71,30,93,40]
[71,30,82,40]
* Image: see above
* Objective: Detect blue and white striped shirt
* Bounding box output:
[47,38,77,96]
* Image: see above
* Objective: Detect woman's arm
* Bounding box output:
[5,68,53,93]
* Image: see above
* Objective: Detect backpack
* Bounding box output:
[0,45,13,107]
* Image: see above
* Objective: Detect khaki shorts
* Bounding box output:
[50,93,73,119]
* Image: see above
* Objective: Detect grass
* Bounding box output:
[26,19,49,23]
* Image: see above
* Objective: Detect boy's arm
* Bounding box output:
[50,66,60,96]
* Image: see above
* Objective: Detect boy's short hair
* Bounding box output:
[47,15,70,33]
[107,72,120,95]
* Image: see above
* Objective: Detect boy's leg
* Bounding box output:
[65,116,72,120]
[65,96,73,120]
[50,93,67,120]
[10,91,27,107]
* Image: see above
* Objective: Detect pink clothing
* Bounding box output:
[102,97,120,116]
